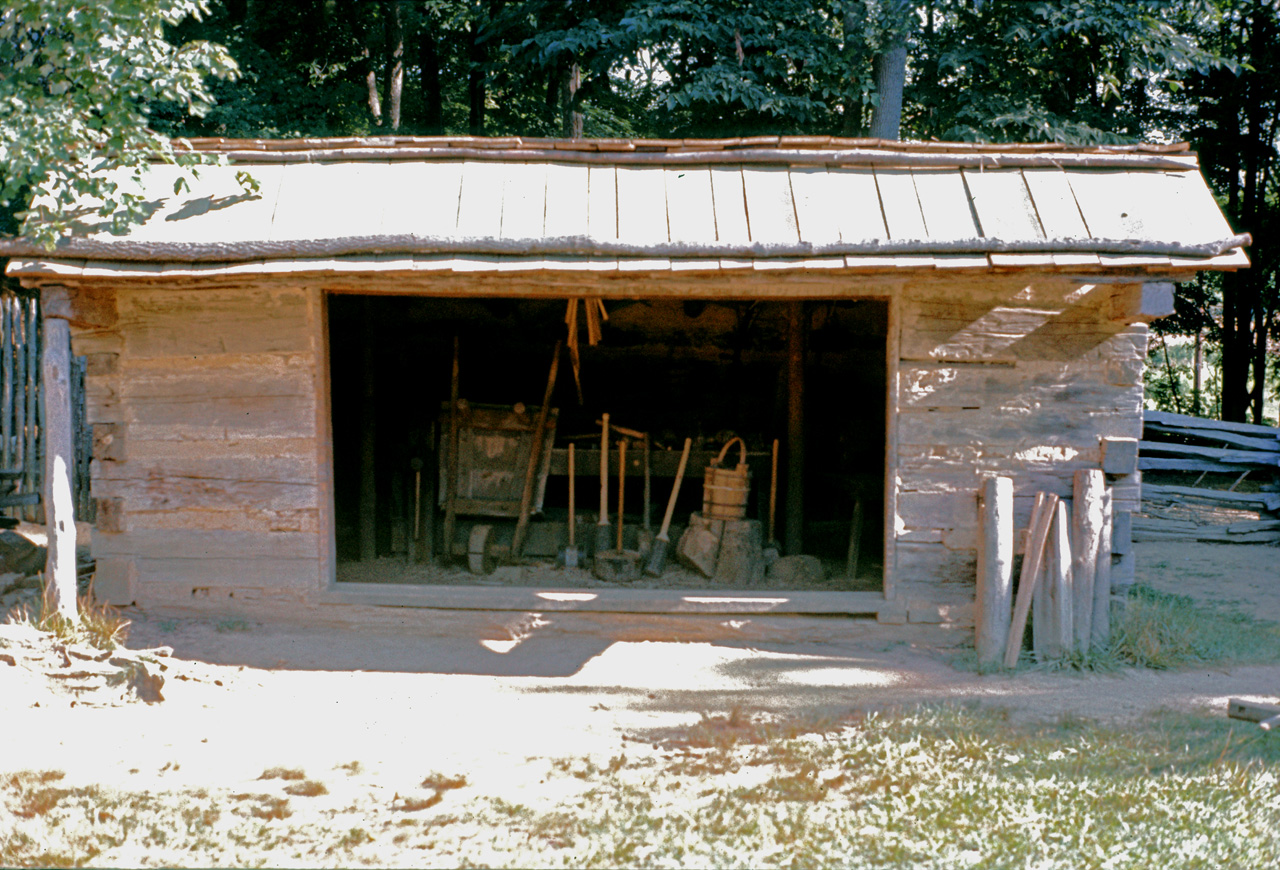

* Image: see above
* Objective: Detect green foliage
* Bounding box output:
[0,0,241,246]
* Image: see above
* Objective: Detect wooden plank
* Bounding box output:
[455,161,508,239]
[741,167,799,243]
[1141,483,1280,513]
[1021,169,1091,239]
[1227,699,1280,728]
[93,528,317,560]
[962,168,1044,241]
[664,168,718,246]
[499,162,548,240]
[1066,169,1235,246]
[709,167,750,243]
[136,556,319,589]
[1138,457,1253,473]
[41,314,77,618]
[1145,425,1279,452]
[133,163,286,246]
[385,161,463,238]
[975,476,1014,668]
[1004,492,1056,668]
[788,168,843,245]
[875,169,927,239]
[1041,499,1074,658]
[1139,439,1280,467]
[1145,409,1280,439]
[93,475,318,512]
[824,168,888,242]
[616,166,670,245]
[1092,489,1112,651]
[586,165,618,241]
[543,163,590,238]
[1071,470,1104,653]
[911,168,978,241]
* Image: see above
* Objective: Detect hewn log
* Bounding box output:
[1092,489,1113,651]
[41,314,78,620]
[1040,500,1074,659]
[1071,470,1104,652]
[975,476,1013,668]
[3,232,1249,264]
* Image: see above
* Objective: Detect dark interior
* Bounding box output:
[327,294,887,589]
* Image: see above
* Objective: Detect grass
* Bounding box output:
[6,585,130,651]
[958,583,1280,674]
[6,709,1280,867]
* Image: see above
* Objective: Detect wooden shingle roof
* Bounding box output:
[3,137,1250,278]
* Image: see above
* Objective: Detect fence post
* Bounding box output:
[41,293,77,621]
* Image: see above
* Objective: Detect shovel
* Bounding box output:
[644,437,692,576]
[561,443,579,568]
[594,413,612,553]
[594,438,641,582]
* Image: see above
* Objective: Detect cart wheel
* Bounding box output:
[468,525,497,575]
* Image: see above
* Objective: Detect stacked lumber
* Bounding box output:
[1137,410,1280,544]
[983,472,1115,669]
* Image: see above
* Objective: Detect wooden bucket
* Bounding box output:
[703,437,751,521]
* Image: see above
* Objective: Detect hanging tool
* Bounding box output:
[645,437,692,576]
[512,341,561,558]
[595,412,612,553]
[561,443,580,568]
[639,433,653,557]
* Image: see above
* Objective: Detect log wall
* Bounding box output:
[71,284,327,606]
[891,277,1145,622]
[55,271,1146,619]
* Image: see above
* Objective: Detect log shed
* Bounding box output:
[2,137,1248,624]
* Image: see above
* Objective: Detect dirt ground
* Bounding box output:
[2,540,1277,865]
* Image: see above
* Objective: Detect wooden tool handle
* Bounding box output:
[512,341,561,556]
[656,438,692,540]
[616,438,627,550]
[598,412,609,523]
[567,443,576,548]
[594,418,646,439]
[768,438,779,541]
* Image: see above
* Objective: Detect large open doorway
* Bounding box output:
[326,294,887,591]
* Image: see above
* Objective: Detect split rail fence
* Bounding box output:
[0,289,93,526]
[1136,409,1280,545]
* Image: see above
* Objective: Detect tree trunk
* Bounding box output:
[562,63,584,139]
[1220,272,1253,422]
[362,5,383,125]
[868,0,910,140]
[419,20,444,134]
[384,1,405,130]
[468,18,486,136]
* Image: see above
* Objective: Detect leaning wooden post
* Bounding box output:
[40,302,78,621]
[1071,469,1105,653]
[975,476,1013,668]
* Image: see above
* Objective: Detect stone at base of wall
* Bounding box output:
[93,557,137,606]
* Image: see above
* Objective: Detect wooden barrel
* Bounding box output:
[703,437,751,521]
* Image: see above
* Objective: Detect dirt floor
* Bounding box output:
[1,540,1277,865]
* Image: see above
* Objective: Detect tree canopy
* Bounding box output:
[1,0,1276,421]
[0,0,241,247]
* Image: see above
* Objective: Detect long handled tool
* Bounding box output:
[763,438,780,561]
[443,337,461,559]
[561,443,579,567]
[644,438,692,576]
[512,341,561,557]
[594,413,612,553]
[594,438,641,581]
